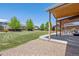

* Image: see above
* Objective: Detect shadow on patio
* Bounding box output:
[47,35,79,56]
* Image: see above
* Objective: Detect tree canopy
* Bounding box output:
[40,23,45,30]
[8,16,21,29]
[45,21,52,31]
[26,19,34,31]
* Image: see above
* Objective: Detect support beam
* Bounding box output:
[48,11,51,40]
[63,24,65,35]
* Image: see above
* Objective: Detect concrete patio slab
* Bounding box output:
[0,39,67,56]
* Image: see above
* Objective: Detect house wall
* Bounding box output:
[0,22,8,30]
[57,15,79,30]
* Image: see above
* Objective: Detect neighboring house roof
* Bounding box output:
[0,19,8,23]
[34,26,39,29]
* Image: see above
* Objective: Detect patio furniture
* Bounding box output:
[73,30,79,36]
[73,33,79,36]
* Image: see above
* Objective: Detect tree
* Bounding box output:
[40,23,45,30]
[45,21,52,31]
[26,19,34,31]
[8,16,21,30]
[45,22,49,31]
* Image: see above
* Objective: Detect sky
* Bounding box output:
[0,3,56,26]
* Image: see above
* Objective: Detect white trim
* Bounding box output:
[39,33,67,44]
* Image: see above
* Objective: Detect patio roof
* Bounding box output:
[47,3,79,38]
[49,3,79,19]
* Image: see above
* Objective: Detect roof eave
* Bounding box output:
[46,3,66,12]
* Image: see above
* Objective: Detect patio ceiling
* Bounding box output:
[49,3,79,19]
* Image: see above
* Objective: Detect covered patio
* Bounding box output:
[48,3,79,38]
[46,3,79,56]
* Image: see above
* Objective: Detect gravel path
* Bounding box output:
[0,39,66,56]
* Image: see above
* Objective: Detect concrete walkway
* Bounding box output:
[0,39,67,56]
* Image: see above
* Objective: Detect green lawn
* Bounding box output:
[0,31,47,51]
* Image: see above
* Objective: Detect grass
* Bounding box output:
[0,31,47,51]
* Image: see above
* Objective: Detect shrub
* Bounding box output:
[3,29,8,32]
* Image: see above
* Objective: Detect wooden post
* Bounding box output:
[60,20,62,36]
[48,11,51,40]
[52,13,57,36]
[56,18,57,36]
